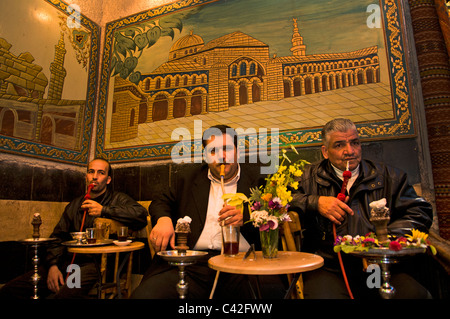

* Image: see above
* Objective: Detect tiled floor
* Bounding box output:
[106,82,394,149]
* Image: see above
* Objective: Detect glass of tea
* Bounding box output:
[86,228,96,244]
[222,225,240,256]
[117,226,128,241]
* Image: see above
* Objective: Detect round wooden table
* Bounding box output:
[67,241,144,254]
[67,241,144,298]
[208,251,323,298]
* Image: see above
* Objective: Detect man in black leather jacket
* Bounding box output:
[290,118,433,298]
[0,158,147,298]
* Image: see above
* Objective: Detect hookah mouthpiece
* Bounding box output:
[337,161,352,202]
[220,164,225,179]
[85,183,95,200]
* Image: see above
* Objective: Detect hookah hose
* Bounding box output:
[210,164,226,299]
[333,162,354,299]
[67,183,95,280]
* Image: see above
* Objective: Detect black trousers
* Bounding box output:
[0,261,99,299]
[302,257,432,299]
[131,251,287,299]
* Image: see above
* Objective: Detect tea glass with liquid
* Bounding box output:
[222,225,240,256]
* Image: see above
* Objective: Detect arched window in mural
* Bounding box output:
[366,68,374,83]
[155,78,161,89]
[239,82,248,105]
[250,63,256,75]
[341,73,346,87]
[173,92,187,118]
[0,109,15,136]
[192,75,197,85]
[357,70,364,85]
[293,78,302,96]
[183,76,188,86]
[252,81,261,102]
[228,84,235,107]
[304,77,312,94]
[329,75,334,90]
[314,77,320,93]
[322,75,328,92]
[152,94,168,121]
[144,78,150,91]
[240,62,247,76]
[191,90,203,115]
[41,115,53,145]
[283,80,291,98]
[165,77,171,88]
[231,65,237,77]
[335,74,340,89]
[175,76,180,87]
[129,109,135,127]
[139,101,147,124]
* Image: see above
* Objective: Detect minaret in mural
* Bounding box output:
[290,18,306,56]
[47,32,67,100]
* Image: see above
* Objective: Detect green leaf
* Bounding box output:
[129,71,141,84]
[124,56,138,72]
[114,32,136,56]
[120,66,130,79]
[112,60,123,76]
[159,16,182,32]
[161,28,175,40]
[134,33,148,50]
[429,245,437,255]
[341,245,356,254]
[146,27,161,48]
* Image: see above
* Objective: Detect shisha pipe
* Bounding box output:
[80,183,95,231]
[333,161,354,299]
[67,183,95,280]
[210,164,226,299]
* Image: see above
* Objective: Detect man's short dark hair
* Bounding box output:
[89,157,113,177]
[202,124,238,149]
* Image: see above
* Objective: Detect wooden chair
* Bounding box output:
[146,214,156,258]
[280,211,304,299]
[137,200,155,258]
[93,217,134,298]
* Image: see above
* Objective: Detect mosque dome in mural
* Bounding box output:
[169,30,204,60]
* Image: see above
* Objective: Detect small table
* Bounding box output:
[208,251,323,298]
[67,241,144,298]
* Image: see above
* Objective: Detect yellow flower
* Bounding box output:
[406,229,428,242]
[276,186,292,206]
[261,193,273,202]
[294,169,303,177]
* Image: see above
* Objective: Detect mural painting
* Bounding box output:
[97,0,414,164]
[0,0,99,164]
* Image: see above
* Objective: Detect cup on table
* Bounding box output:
[222,225,240,256]
[95,222,108,242]
[86,228,96,244]
[117,226,128,242]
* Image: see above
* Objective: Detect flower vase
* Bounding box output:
[260,228,279,258]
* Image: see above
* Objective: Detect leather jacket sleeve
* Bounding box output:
[290,159,433,253]
[45,189,147,268]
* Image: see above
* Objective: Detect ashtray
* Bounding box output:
[113,240,132,246]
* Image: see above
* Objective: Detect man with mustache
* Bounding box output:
[131,125,276,299]
[0,158,147,298]
[290,118,433,299]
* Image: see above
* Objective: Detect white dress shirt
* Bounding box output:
[194,165,250,252]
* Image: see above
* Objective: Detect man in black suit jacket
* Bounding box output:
[131,125,281,299]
